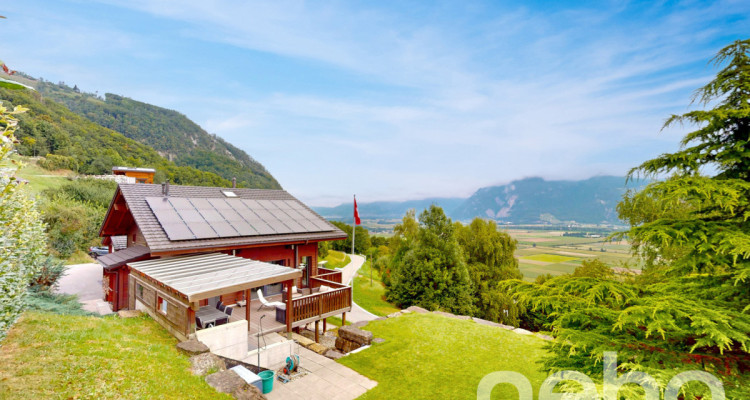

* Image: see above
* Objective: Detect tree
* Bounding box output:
[329,221,371,254]
[386,205,474,315]
[571,258,614,279]
[454,218,523,324]
[0,92,48,344]
[503,39,750,398]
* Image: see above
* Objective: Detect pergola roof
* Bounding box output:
[129,253,301,302]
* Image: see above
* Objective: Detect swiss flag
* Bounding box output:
[353,196,361,225]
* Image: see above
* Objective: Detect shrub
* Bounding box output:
[37,153,77,171]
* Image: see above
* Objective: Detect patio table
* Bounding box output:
[196,306,229,328]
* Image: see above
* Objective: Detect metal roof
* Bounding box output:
[103,184,347,254]
[129,253,302,302]
[112,166,156,173]
[97,245,151,270]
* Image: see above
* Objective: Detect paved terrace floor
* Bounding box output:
[266,346,377,400]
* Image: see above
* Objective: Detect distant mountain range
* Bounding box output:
[315,176,647,225]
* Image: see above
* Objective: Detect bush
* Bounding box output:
[37,153,77,171]
[25,292,93,316]
[28,257,66,293]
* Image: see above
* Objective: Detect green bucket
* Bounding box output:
[258,370,274,394]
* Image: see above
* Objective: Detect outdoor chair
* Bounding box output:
[215,316,228,326]
[257,289,284,311]
[216,301,225,312]
[225,306,233,317]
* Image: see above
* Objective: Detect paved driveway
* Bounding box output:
[55,263,112,315]
[339,254,379,323]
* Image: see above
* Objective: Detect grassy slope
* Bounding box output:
[339,313,549,400]
[323,250,351,269]
[0,312,229,399]
[353,260,400,317]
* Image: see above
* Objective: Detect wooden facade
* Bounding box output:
[97,183,349,341]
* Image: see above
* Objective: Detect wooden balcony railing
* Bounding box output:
[291,277,351,324]
[315,267,343,284]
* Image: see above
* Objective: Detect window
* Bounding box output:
[136,283,144,299]
[222,191,237,198]
[157,296,168,314]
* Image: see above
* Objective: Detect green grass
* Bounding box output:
[323,250,352,269]
[324,316,351,327]
[353,260,400,317]
[9,157,74,195]
[338,312,549,400]
[520,253,579,263]
[0,312,229,399]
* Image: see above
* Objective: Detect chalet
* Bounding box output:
[97,181,349,342]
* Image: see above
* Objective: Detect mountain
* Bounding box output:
[314,197,466,222]
[10,73,280,189]
[452,176,646,224]
[0,76,275,188]
[318,176,647,226]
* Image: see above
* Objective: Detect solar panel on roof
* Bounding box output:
[160,222,195,240]
[145,196,334,241]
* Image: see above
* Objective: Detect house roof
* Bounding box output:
[101,184,347,254]
[129,252,301,302]
[111,235,127,251]
[97,245,151,270]
[112,166,156,173]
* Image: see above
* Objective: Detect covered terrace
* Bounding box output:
[127,253,352,342]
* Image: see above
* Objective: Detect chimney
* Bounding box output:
[162,180,170,197]
[232,177,237,188]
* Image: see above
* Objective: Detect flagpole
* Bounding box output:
[352,194,356,255]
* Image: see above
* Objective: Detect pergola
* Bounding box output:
[129,253,302,337]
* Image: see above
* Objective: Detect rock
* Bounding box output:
[513,328,533,335]
[372,338,385,344]
[338,326,373,346]
[351,321,369,329]
[406,306,428,313]
[386,312,402,318]
[324,349,345,360]
[433,311,471,320]
[498,324,515,330]
[535,333,554,341]
[335,337,361,353]
[308,343,329,354]
[177,339,210,356]
[291,332,315,347]
[117,310,141,318]
[205,370,247,394]
[232,383,266,400]
[400,309,412,313]
[190,352,226,376]
[472,317,502,328]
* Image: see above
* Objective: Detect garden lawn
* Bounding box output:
[339,312,549,400]
[323,250,351,269]
[353,260,400,317]
[0,312,229,399]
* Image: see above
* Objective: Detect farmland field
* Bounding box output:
[503,228,639,281]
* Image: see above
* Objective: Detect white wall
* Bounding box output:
[195,320,249,359]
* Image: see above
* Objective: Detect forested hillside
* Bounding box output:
[0,87,236,187]
[32,80,280,189]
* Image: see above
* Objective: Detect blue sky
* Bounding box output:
[3,1,748,205]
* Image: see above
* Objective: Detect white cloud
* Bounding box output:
[6,0,749,205]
